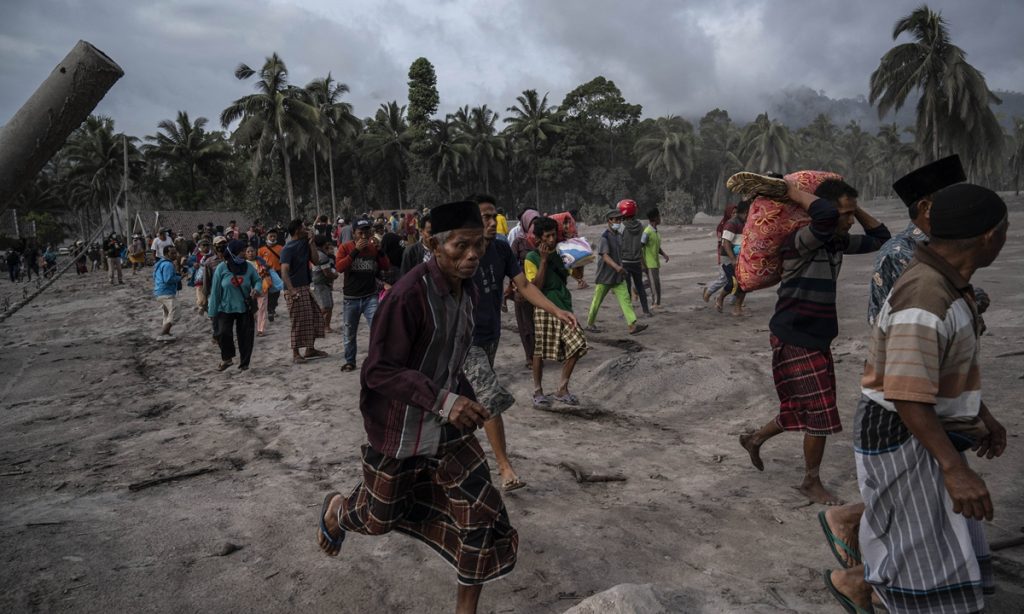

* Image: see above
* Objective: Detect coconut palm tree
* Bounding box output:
[305,74,360,218]
[739,113,793,174]
[504,90,562,209]
[362,101,412,209]
[797,114,843,171]
[427,116,471,198]
[869,5,1002,163]
[65,115,140,235]
[144,111,231,209]
[221,53,318,219]
[874,123,919,193]
[457,105,506,193]
[633,116,695,203]
[839,121,876,194]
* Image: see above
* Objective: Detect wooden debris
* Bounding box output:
[128,466,216,492]
[559,462,627,483]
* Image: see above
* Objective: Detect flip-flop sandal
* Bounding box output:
[822,570,874,614]
[726,171,788,198]
[292,355,306,364]
[629,323,648,335]
[553,393,580,406]
[502,477,527,492]
[317,492,345,555]
[532,393,552,408]
[340,363,356,372]
[304,349,329,360]
[584,325,601,333]
[818,511,862,569]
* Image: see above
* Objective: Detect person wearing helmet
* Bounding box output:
[616,199,652,318]
[585,210,648,336]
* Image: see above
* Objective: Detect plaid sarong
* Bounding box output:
[533,309,587,362]
[337,426,518,585]
[285,287,324,350]
[770,334,841,436]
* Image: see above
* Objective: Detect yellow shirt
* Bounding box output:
[496,214,509,236]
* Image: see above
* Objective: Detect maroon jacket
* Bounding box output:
[360,258,478,458]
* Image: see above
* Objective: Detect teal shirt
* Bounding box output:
[207,262,262,317]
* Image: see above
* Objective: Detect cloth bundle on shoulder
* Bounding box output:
[557,237,594,269]
[734,170,843,292]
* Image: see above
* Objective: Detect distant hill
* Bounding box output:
[754,86,1024,131]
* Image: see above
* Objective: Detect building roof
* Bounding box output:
[134,210,254,237]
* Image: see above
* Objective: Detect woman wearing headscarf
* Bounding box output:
[510,208,540,367]
[245,245,272,337]
[208,239,263,371]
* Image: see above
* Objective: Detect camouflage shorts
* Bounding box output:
[463,342,516,418]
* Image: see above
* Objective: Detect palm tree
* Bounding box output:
[739,113,793,174]
[144,111,230,209]
[633,116,695,204]
[457,105,506,193]
[305,74,360,218]
[839,121,876,194]
[427,116,471,198]
[221,53,318,219]
[869,5,1002,163]
[65,116,140,235]
[874,123,918,193]
[798,114,843,170]
[362,101,412,209]
[504,90,562,209]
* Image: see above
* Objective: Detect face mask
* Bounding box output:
[266,239,276,246]
[611,223,623,233]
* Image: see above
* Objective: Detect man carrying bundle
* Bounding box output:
[740,178,890,505]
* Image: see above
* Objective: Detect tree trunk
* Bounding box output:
[328,141,337,220]
[0,41,124,204]
[396,176,403,210]
[282,148,296,220]
[312,150,321,217]
[931,106,940,161]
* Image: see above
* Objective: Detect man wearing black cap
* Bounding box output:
[316,201,517,614]
[823,184,1009,614]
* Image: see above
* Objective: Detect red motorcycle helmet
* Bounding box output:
[616,198,637,218]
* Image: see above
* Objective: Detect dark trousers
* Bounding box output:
[267,290,280,316]
[216,311,255,367]
[513,298,535,363]
[622,261,650,314]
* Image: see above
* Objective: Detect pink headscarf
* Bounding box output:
[519,210,540,240]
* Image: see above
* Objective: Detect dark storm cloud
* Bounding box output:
[1,0,1021,137]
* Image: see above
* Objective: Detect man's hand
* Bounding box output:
[662,254,670,263]
[355,238,368,251]
[975,412,1007,459]
[539,241,554,258]
[447,396,491,430]
[556,309,579,329]
[943,464,993,520]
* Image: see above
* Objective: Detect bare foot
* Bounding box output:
[317,493,344,556]
[732,304,744,317]
[714,293,724,313]
[702,288,711,302]
[795,478,845,506]
[827,568,873,611]
[739,432,764,471]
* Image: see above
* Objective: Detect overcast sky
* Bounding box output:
[1,0,1022,137]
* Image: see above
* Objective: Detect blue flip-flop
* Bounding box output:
[318,491,344,554]
[818,510,861,568]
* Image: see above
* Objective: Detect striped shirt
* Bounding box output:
[769,199,891,350]
[860,244,981,419]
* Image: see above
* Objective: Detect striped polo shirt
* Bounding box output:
[860,244,981,418]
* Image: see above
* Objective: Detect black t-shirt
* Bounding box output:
[279,238,312,287]
[106,239,122,258]
[472,240,521,346]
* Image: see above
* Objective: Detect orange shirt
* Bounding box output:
[258,244,283,272]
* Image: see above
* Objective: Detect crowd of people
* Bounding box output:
[12,154,1009,613]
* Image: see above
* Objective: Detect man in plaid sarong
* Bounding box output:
[739,179,889,505]
[317,201,517,614]
[280,219,326,364]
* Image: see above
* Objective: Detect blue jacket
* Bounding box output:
[153,258,181,297]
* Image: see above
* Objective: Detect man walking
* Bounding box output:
[258,229,284,322]
[153,244,181,341]
[105,233,124,285]
[739,179,890,505]
[334,219,389,371]
[825,184,1008,613]
[280,219,327,363]
[641,207,669,309]
[617,198,652,317]
[467,195,578,491]
[585,210,648,335]
[316,201,517,614]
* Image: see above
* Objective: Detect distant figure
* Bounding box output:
[703,202,739,303]
[400,213,432,278]
[715,200,750,316]
[280,219,327,363]
[5,249,21,282]
[585,210,648,336]
[641,208,669,308]
[105,233,124,285]
[150,229,173,260]
[152,243,182,341]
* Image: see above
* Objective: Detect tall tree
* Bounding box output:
[694,109,741,213]
[65,116,140,235]
[457,105,507,193]
[427,116,470,198]
[839,121,875,193]
[560,76,642,167]
[869,5,1003,165]
[874,123,918,192]
[407,57,439,128]
[305,74,360,218]
[144,111,231,209]
[633,115,694,204]
[221,53,318,219]
[504,90,562,210]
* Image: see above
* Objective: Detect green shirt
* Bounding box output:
[642,224,661,269]
[524,250,572,310]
